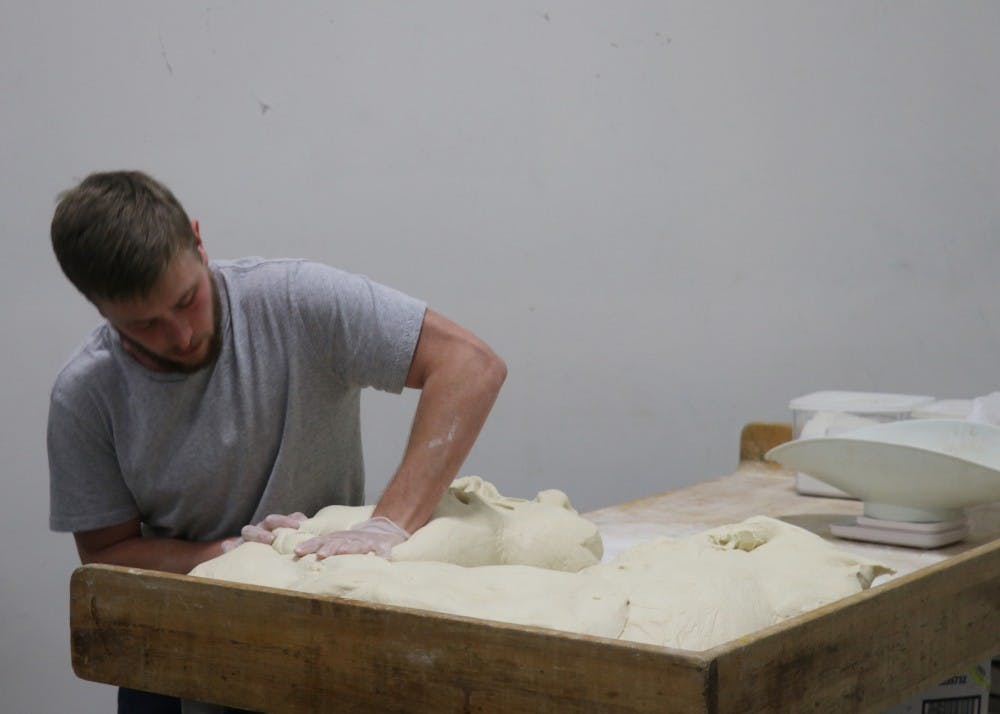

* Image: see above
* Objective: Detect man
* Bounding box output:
[47,171,506,713]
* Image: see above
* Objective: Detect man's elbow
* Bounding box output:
[75,541,117,566]
[485,351,507,395]
[471,342,507,398]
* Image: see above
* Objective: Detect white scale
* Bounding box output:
[767,419,1000,550]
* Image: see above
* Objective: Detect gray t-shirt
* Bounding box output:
[48,258,426,540]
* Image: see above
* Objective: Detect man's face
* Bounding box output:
[96,245,220,373]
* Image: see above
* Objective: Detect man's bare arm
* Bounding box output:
[292,308,506,559]
[373,308,506,532]
[74,518,229,574]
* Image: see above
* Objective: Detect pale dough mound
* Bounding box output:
[191,479,891,651]
[264,476,603,571]
[598,516,891,649]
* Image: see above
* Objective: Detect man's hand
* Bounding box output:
[294,517,410,560]
[223,512,308,552]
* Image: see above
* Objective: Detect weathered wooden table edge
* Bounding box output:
[69,422,1000,713]
[71,565,716,713]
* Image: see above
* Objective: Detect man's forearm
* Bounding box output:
[78,535,227,575]
[373,345,506,533]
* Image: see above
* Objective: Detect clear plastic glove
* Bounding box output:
[294,516,410,560]
[220,535,243,554]
[220,512,308,553]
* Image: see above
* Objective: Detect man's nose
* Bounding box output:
[166,316,193,348]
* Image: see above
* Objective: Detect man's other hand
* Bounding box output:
[224,512,308,551]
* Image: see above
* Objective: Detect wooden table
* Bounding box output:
[70,425,1000,713]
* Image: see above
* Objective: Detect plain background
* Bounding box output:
[3,2,999,711]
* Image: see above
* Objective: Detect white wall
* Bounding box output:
[2,2,998,711]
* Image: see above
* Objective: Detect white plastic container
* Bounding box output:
[789,391,935,497]
[910,399,973,420]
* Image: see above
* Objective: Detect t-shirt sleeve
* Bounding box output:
[289,262,427,394]
[48,378,139,532]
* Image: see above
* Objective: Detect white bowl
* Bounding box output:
[765,419,1000,522]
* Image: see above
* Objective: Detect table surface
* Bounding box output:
[586,460,1000,580]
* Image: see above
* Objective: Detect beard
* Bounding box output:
[118,274,223,374]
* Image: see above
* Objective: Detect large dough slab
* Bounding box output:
[192,479,890,651]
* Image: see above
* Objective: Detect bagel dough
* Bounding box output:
[191,479,891,651]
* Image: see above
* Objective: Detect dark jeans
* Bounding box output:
[118,687,258,714]
[117,688,180,713]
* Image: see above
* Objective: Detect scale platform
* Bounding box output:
[830,515,969,549]
[766,419,1000,548]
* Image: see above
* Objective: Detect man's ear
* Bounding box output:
[191,220,207,263]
